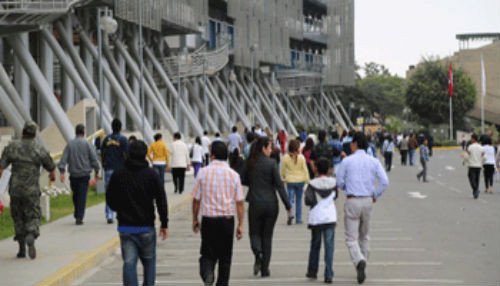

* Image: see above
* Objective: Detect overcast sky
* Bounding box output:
[355,0,500,78]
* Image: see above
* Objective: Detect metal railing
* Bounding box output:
[161,42,229,80]
[0,0,82,13]
[275,70,323,95]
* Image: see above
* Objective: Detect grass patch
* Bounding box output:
[0,191,105,241]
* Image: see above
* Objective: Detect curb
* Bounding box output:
[432,146,461,150]
[36,194,192,286]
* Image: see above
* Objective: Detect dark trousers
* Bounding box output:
[417,160,427,182]
[69,175,90,220]
[483,164,495,188]
[400,150,408,165]
[203,154,210,167]
[468,167,481,195]
[248,202,279,274]
[152,164,166,185]
[200,216,234,286]
[171,168,186,193]
[384,152,393,172]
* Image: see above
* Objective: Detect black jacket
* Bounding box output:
[106,158,169,228]
[241,154,291,210]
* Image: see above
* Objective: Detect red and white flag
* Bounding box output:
[448,61,453,97]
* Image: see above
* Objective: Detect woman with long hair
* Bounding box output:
[191,137,204,177]
[281,139,310,225]
[302,137,315,179]
[242,137,291,277]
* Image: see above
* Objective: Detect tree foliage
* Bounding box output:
[405,60,476,129]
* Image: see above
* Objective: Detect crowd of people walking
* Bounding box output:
[1,118,499,286]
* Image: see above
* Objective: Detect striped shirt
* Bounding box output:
[191,160,244,217]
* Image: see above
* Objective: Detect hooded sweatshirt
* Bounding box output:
[305,176,337,229]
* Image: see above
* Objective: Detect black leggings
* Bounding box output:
[484,164,495,188]
[248,202,279,274]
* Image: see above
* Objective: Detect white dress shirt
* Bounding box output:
[170,140,190,168]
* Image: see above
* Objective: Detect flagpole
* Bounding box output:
[449,96,453,140]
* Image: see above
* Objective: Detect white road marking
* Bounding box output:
[155,261,443,267]
[408,192,427,199]
[87,277,464,285]
[445,165,456,171]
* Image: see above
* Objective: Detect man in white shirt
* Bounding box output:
[170,132,190,194]
[227,126,243,153]
[464,134,485,199]
[201,131,211,166]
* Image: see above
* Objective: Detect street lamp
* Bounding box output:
[97,7,117,131]
[177,48,192,131]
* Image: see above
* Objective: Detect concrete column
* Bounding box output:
[61,16,74,111]
[146,61,154,126]
[39,29,53,129]
[115,47,127,127]
[14,33,30,116]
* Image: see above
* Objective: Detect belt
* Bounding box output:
[346,195,371,199]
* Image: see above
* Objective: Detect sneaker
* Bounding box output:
[107,218,114,224]
[473,190,479,199]
[356,260,366,284]
[305,272,317,280]
[287,216,294,225]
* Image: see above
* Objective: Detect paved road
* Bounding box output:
[76,150,500,285]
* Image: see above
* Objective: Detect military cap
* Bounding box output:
[23,121,38,136]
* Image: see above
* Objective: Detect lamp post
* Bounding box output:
[249,43,258,124]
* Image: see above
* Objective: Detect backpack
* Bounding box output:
[314,142,334,163]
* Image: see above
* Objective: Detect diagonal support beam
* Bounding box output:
[214,75,251,129]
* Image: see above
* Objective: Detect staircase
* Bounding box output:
[0,0,85,35]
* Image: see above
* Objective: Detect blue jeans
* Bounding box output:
[120,228,156,286]
[287,182,304,224]
[192,162,202,178]
[409,149,416,166]
[152,165,166,185]
[104,169,115,220]
[69,175,90,220]
[307,224,336,279]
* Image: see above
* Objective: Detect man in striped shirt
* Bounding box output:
[191,141,245,286]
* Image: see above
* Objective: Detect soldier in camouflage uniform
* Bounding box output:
[0,121,56,259]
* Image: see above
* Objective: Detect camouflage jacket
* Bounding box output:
[0,139,55,197]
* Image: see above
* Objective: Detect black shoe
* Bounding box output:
[16,240,26,258]
[305,272,317,280]
[76,219,84,225]
[107,219,114,224]
[356,260,366,284]
[473,190,479,199]
[254,253,262,276]
[261,269,270,277]
[287,216,294,225]
[324,277,333,284]
[203,272,214,286]
[416,175,421,182]
[26,234,36,260]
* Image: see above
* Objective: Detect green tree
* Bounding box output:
[405,60,476,129]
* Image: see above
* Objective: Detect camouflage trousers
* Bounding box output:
[10,194,41,241]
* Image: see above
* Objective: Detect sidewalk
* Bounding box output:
[0,176,193,286]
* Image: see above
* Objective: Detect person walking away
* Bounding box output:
[310,130,335,175]
[170,132,190,194]
[463,134,485,199]
[329,131,343,174]
[241,137,291,277]
[201,131,211,166]
[416,139,430,182]
[191,137,204,178]
[147,133,170,186]
[342,130,354,156]
[106,140,169,286]
[304,158,337,284]
[302,138,315,179]
[243,132,255,159]
[227,126,243,154]
[212,133,223,143]
[101,118,129,224]
[482,136,496,193]
[409,134,418,166]
[382,136,395,172]
[278,130,287,156]
[427,134,434,157]
[58,124,100,225]
[229,148,245,175]
[191,141,245,286]
[281,139,310,225]
[0,121,56,259]
[400,134,409,166]
[336,132,389,284]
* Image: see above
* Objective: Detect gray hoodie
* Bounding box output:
[58,137,100,178]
